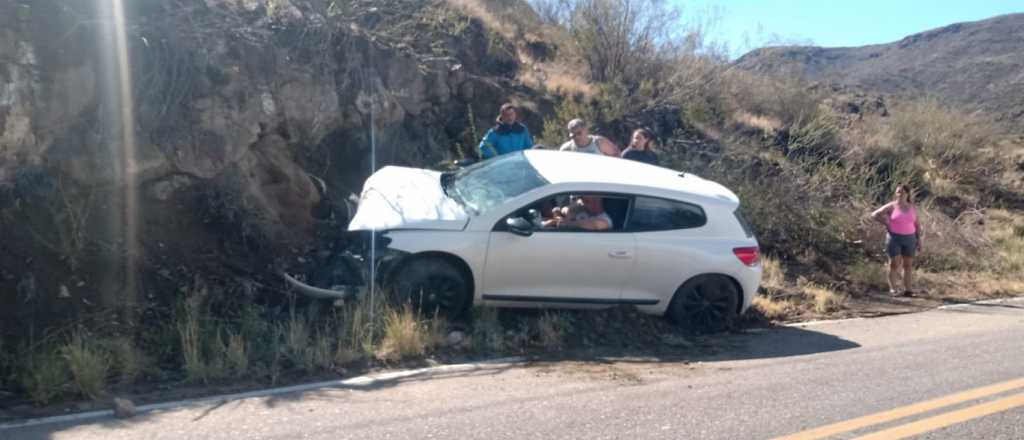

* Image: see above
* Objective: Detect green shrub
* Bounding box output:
[62,330,109,400]
[787,113,841,162]
[18,346,68,405]
[107,337,142,385]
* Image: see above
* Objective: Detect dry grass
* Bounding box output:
[733,111,782,134]
[846,259,889,291]
[62,329,110,400]
[760,255,786,291]
[444,0,517,40]
[985,209,1024,275]
[752,295,795,321]
[177,295,211,383]
[519,62,595,98]
[375,304,444,362]
[224,330,249,377]
[798,279,847,314]
[471,306,505,352]
[536,312,570,350]
[915,271,1024,300]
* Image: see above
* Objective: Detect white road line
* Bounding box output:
[787,295,1024,326]
[786,317,866,327]
[0,357,524,431]
[937,296,1024,310]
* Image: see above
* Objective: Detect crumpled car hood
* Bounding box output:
[347,166,469,231]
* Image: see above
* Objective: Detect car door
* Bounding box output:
[621,196,710,305]
[481,195,636,304]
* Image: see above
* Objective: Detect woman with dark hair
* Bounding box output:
[871,184,924,296]
[478,103,534,159]
[620,128,659,166]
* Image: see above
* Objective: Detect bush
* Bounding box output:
[558,0,682,84]
[787,113,841,162]
[62,330,110,400]
[18,345,68,405]
[724,69,823,127]
[854,146,930,204]
[539,94,606,147]
[887,98,993,182]
[375,304,444,362]
[107,337,143,385]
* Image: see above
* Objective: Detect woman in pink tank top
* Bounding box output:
[871,185,924,296]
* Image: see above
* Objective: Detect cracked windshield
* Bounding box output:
[2,0,1024,439]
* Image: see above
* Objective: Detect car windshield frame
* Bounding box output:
[450,152,549,216]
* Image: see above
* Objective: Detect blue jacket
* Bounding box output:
[478,123,533,159]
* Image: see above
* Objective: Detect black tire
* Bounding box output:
[666,274,740,333]
[393,257,471,317]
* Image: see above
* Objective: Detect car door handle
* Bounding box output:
[608,250,632,259]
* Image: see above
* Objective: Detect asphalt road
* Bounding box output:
[6,297,1024,440]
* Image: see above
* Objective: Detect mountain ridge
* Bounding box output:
[734,13,1024,123]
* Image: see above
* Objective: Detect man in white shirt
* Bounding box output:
[559,118,621,157]
[543,196,612,231]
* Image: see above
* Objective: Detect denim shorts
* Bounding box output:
[886,232,917,257]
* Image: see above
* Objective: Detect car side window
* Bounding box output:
[495,193,629,232]
[627,197,706,231]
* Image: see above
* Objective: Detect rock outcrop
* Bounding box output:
[0,0,548,332]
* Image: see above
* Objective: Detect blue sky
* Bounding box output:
[683,0,1024,57]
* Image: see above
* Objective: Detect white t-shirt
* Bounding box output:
[573,210,613,230]
[559,135,601,154]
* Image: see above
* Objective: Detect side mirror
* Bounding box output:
[506,217,534,237]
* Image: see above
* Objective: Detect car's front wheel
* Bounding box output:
[393,257,471,317]
[667,274,739,333]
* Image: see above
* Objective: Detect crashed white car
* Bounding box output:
[290,150,762,331]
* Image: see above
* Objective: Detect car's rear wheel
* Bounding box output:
[393,257,471,317]
[666,274,739,333]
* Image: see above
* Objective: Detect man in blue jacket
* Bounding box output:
[478,103,533,159]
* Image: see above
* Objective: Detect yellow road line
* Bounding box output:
[852,391,1024,440]
[772,377,1024,440]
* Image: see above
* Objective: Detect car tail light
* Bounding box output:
[733,246,760,267]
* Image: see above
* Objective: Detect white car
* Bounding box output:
[290,150,762,331]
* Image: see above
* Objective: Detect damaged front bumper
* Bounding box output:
[281,230,410,301]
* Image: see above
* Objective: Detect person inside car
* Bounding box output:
[543,195,612,231]
[559,119,621,156]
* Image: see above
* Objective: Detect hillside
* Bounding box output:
[734,13,1024,124]
[2,0,1023,415]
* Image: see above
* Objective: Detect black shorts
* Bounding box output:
[886,233,917,257]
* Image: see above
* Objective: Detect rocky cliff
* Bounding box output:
[0,0,550,332]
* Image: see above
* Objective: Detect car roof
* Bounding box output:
[522,150,739,206]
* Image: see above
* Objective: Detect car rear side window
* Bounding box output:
[627,197,706,231]
[734,207,755,238]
